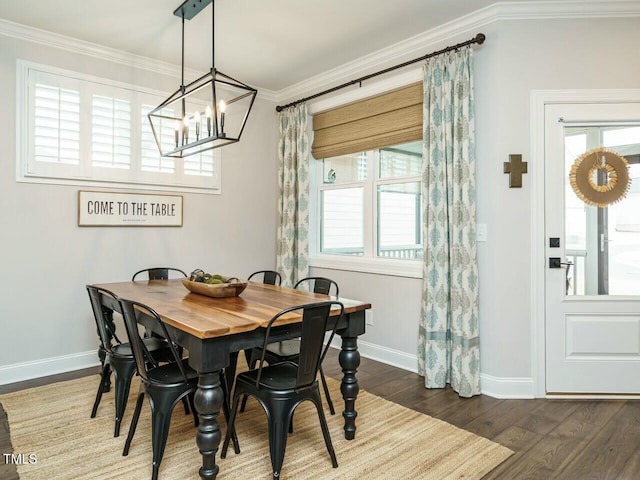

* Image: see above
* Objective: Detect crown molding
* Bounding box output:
[0,18,279,102]
[490,0,640,20]
[274,0,640,105]
[0,18,181,76]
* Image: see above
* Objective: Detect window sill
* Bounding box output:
[310,253,422,279]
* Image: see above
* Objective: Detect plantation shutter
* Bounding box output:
[141,104,176,173]
[312,82,422,159]
[91,94,131,169]
[33,83,80,165]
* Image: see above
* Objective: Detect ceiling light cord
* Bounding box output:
[211,0,216,76]
[181,13,185,120]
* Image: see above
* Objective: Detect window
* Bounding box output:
[17,61,220,193]
[316,140,423,272]
[564,125,640,295]
[320,152,366,255]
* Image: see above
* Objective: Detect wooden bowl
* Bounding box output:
[181,277,247,298]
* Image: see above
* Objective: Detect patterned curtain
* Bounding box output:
[417,47,480,397]
[276,104,310,287]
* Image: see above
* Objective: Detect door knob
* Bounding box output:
[549,257,573,269]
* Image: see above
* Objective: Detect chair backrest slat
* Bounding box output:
[297,304,333,386]
[87,285,122,352]
[257,301,344,390]
[131,267,187,281]
[294,277,339,297]
[248,270,282,286]
[119,298,188,384]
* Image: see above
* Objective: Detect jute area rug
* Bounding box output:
[1,374,512,479]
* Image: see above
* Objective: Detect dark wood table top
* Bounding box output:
[94,279,371,339]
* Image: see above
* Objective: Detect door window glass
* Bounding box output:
[564,125,640,295]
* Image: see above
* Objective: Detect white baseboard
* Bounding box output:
[1,345,536,399]
[479,373,535,399]
[329,339,535,398]
[348,339,419,373]
[0,350,99,386]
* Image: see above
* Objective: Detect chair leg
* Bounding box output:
[149,406,173,480]
[91,362,111,418]
[188,393,199,427]
[239,393,250,413]
[181,397,190,415]
[176,346,188,416]
[265,399,293,480]
[319,366,335,415]
[97,348,111,393]
[312,393,338,468]
[180,349,190,415]
[243,348,253,368]
[123,392,144,456]
[220,373,240,453]
[221,391,242,458]
[240,353,260,413]
[112,360,137,437]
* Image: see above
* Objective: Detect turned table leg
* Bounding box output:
[339,335,360,440]
[194,372,223,479]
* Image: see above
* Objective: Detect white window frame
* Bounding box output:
[308,70,425,278]
[311,147,423,279]
[16,60,221,194]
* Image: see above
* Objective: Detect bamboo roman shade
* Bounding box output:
[312,82,423,159]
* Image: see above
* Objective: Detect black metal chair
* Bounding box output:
[131,268,187,345]
[87,285,176,437]
[222,301,344,480]
[247,270,282,286]
[119,297,238,480]
[131,267,187,281]
[242,276,339,415]
[241,270,283,374]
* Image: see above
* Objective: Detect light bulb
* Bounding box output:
[205,105,212,136]
[194,111,201,139]
[183,116,189,144]
[219,100,226,137]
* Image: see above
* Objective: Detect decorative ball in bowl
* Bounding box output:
[182,270,247,298]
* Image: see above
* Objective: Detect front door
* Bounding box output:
[545,101,640,394]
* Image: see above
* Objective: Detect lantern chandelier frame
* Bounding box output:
[148,0,257,158]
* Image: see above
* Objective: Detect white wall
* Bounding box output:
[3,14,639,397]
[312,15,640,396]
[0,34,279,383]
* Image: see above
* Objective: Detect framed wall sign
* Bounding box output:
[78,191,183,227]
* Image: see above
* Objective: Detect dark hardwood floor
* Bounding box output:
[322,353,640,480]
[2,357,640,479]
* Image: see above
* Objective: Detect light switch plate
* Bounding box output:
[365,310,373,326]
[476,223,487,242]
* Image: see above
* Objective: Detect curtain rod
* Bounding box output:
[275,33,486,112]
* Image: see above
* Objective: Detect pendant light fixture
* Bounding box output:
[148,0,257,158]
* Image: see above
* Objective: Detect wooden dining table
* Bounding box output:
[93,278,371,480]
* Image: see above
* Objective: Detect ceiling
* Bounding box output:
[0,0,537,92]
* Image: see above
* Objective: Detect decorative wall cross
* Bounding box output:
[504,154,528,188]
